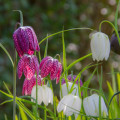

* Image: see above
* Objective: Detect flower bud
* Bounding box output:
[13,26,40,57]
[90,32,110,61]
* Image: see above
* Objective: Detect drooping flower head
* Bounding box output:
[110,31,120,54]
[39,56,62,84]
[31,85,53,106]
[57,94,82,119]
[83,94,108,117]
[13,26,40,57]
[62,74,83,86]
[61,82,79,98]
[22,75,43,95]
[17,54,39,80]
[90,32,110,61]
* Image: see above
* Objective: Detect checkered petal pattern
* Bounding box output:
[13,26,40,58]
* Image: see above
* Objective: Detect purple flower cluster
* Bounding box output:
[13,25,63,95]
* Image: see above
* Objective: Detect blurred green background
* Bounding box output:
[0,0,119,119]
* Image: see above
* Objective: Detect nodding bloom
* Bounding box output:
[13,26,40,57]
[61,82,80,98]
[111,31,120,55]
[31,85,53,106]
[17,54,39,80]
[83,94,108,117]
[22,75,43,95]
[62,74,83,86]
[90,32,110,61]
[57,94,82,119]
[39,56,62,84]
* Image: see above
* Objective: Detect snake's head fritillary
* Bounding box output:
[17,54,39,80]
[39,56,62,84]
[13,26,40,57]
[22,75,42,95]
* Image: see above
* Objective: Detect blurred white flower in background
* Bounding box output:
[57,94,82,119]
[83,94,108,117]
[90,32,110,61]
[31,85,53,106]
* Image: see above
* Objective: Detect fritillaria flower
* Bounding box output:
[90,32,110,61]
[57,94,82,119]
[111,31,120,54]
[31,85,53,106]
[83,94,108,117]
[22,75,43,95]
[13,26,40,57]
[17,54,39,80]
[39,56,62,84]
[61,82,79,98]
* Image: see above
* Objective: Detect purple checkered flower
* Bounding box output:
[39,56,62,84]
[13,26,40,57]
[22,75,43,95]
[17,54,39,80]
[62,74,83,87]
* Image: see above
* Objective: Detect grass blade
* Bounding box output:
[0,43,14,67]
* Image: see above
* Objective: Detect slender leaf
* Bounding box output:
[0,43,14,67]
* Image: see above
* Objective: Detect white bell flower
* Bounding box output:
[90,32,110,61]
[83,94,108,117]
[31,85,53,106]
[57,94,82,119]
[60,82,79,98]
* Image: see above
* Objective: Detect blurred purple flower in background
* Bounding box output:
[62,74,83,86]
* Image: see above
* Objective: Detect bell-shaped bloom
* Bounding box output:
[22,75,43,95]
[39,56,62,84]
[83,94,108,117]
[111,31,120,54]
[57,94,82,119]
[13,26,40,57]
[17,54,39,80]
[60,82,80,98]
[90,32,110,61]
[62,74,83,86]
[31,85,53,106]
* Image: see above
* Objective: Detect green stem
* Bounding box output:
[44,105,47,120]
[13,50,17,120]
[35,74,38,119]
[39,28,93,45]
[97,64,102,120]
[13,10,23,26]
[114,0,120,31]
[99,20,120,45]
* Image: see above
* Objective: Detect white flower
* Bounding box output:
[57,94,82,119]
[83,94,108,117]
[31,85,53,106]
[90,32,110,61]
[60,82,79,98]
